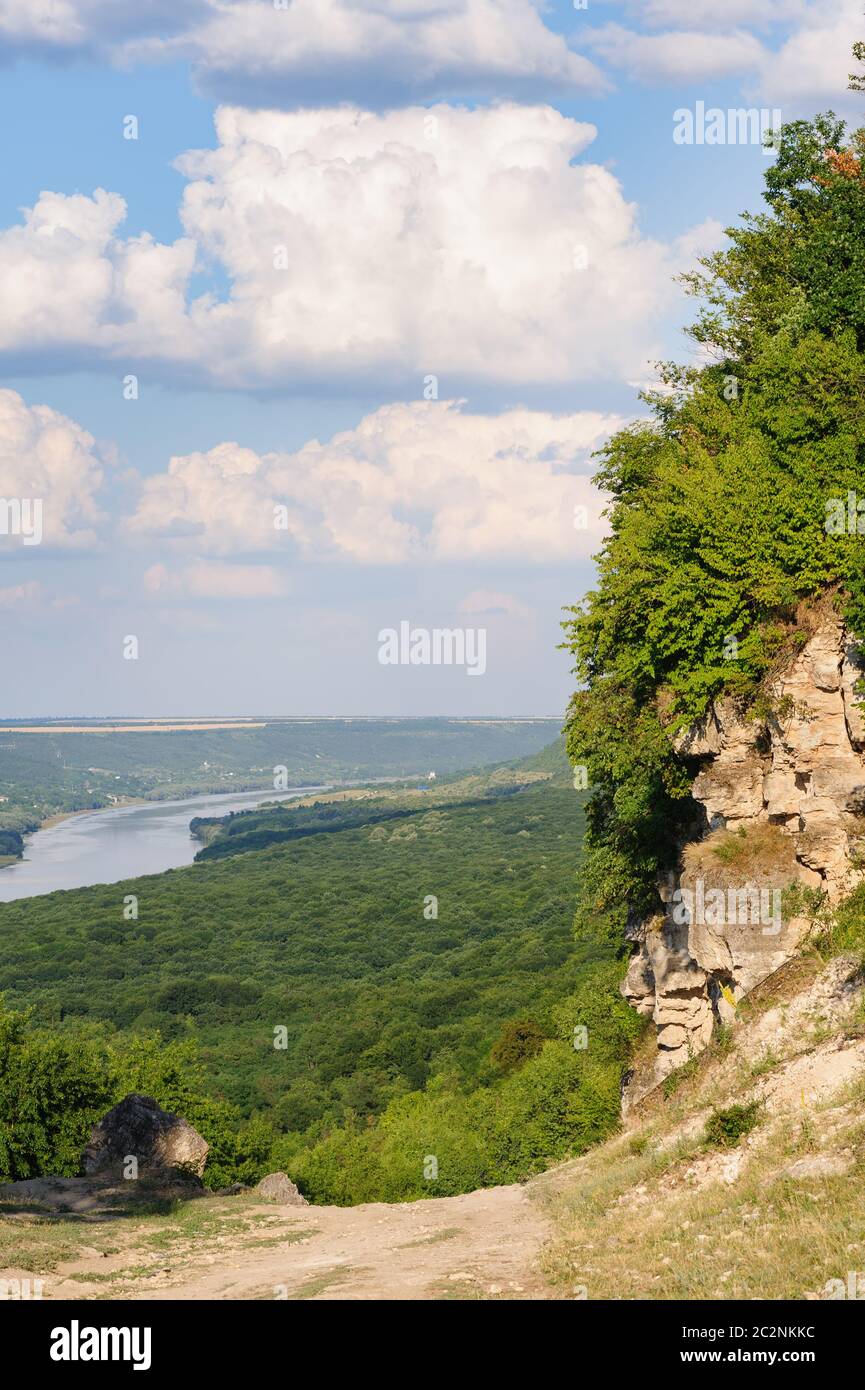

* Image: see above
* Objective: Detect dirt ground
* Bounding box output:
[0,1179,552,1302]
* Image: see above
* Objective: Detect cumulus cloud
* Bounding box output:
[0,103,696,389]
[601,0,804,30]
[2,0,855,113]
[176,103,678,386]
[0,388,105,548]
[589,1,862,113]
[127,400,623,565]
[0,189,197,364]
[0,0,604,102]
[750,0,864,111]
[586,24,766,83]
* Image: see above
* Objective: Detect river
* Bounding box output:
[0,787,320,903]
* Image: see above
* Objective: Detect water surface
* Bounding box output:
[0,787,319,902]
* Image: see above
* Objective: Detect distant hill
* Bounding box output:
[0,717,561,835]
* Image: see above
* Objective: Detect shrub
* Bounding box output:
[704,1101,762,1149]
[489,1017,547,1073]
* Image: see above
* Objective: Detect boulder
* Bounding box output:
[83,1094,208,1180]
[255,1171,308,1206]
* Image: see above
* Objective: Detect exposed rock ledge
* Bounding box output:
[621,613,865,1114]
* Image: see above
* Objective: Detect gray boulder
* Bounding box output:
[83,1094,209,1180]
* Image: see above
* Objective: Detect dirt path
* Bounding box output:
[8,1181,552,1302]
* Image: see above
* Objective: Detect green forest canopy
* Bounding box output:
[0,747,640,1200]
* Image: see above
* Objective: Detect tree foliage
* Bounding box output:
[563,114,865,933]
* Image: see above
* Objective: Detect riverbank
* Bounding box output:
[37,799,150,832]
[0,786,323,904]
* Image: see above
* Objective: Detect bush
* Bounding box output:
[704,1101,762,1149]
[0,1000,250,1186]
[489,1017,547,1073]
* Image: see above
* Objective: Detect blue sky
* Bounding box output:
[0,0,862,716]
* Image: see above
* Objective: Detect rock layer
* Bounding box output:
[622,614,865,1112]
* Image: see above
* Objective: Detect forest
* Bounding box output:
[0,743,639,1200]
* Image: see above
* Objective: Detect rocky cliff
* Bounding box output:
[621,611,865,1112]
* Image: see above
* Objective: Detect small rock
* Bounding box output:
[784,1154,852,1180]
[255,1172,308,1206]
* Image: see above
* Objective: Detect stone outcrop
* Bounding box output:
[622,613,865,1112]
[83,1094,209,1179]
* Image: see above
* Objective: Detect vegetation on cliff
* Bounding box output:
[563,113,865,941]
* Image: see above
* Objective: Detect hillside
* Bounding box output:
[0,742,637,1202]
[5,944,864,1301]
[0,717,559,837]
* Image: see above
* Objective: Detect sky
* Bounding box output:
[0,0,863,717]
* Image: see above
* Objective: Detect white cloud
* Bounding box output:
[589,1,863,112]
[0,388,105,548]
[0,103,696,389]
[0,0,199,54]
[176,102,674,387]
[751,0,864,111]
[605,0,804,30]
[143,560,288,599]
[0,189,196,361]
[0,0,604,102]
[586,23,766,83]
[2,0,857,114]
[127,400,623,565]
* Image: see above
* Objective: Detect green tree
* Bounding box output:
[563,111,865,937]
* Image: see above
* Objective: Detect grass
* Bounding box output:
[399,1227,462,1249]
[536,957,865,1301]
[540,1134,865,1300]
[0,1193,295,1283]
[683,822,797,881]
[0,1215,101,1274]
[430,1277,495,1300]
[749,1048,780,1078]
[290,1267,356,1300]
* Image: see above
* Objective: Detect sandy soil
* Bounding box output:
[2,1181,552,1302]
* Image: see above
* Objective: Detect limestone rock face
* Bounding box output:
[622,615,865,1114]
[83,1094,209,1179]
